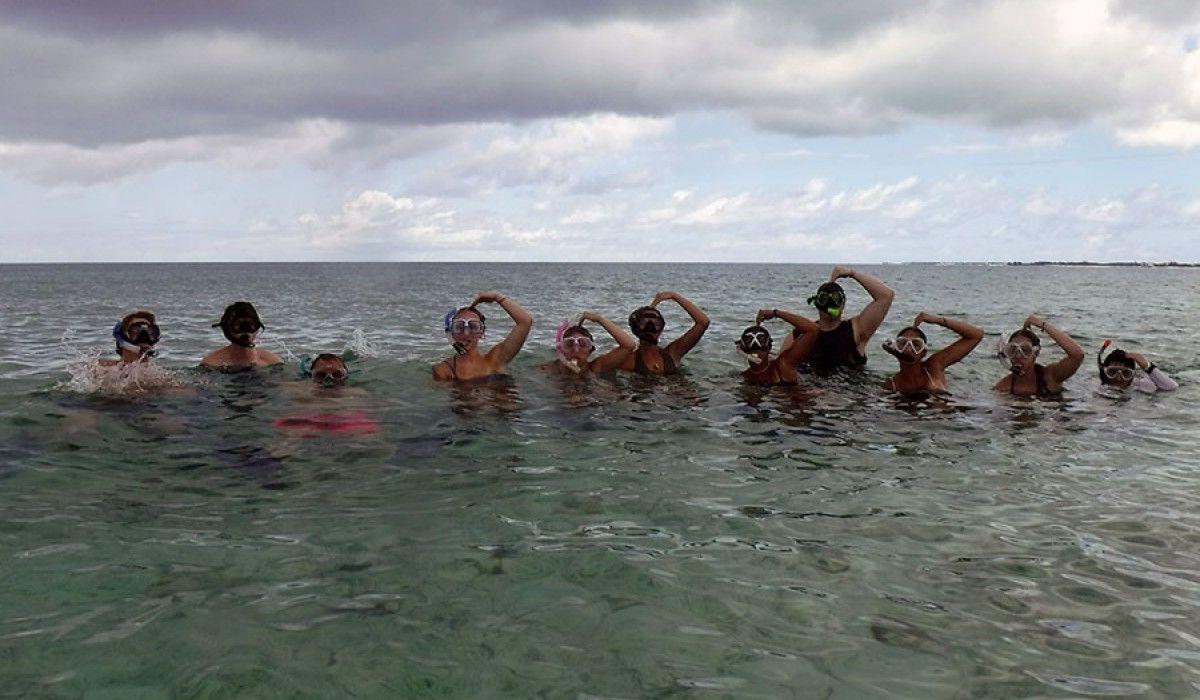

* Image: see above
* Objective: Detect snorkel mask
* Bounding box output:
[1097,340,1135,386]
[806,286,845,318]
[882,329,926,364]
[629,307,665,343]
[444,307,486,355]
[735,326,772,365]
[995,329,1039,374]
[215,301,264,348]
[555,318,594,373]
[299,353,351,386]
[113,313,160,358]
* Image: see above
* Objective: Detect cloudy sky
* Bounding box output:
[2,0,1198,263]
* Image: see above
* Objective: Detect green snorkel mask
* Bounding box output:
[806,288,845,318]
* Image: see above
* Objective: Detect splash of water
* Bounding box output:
[57,330,189,395]
[347,329,379,358]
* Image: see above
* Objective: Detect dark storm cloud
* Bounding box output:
[0,1,1193,151]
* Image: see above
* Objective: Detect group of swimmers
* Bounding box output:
[103,266,1177,398]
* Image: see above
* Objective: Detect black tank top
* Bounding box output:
[794,320,866,375]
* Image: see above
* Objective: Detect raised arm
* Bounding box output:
[476,291,533,364]
[658,291,710,362]
[1129,352,1178,392]
[583,311,637,374]
[830,266,894,346]
[1026,315,1084,383]
[918,312,983,371]
[759,308,819,365]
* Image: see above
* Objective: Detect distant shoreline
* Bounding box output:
[1004,261,1200,268]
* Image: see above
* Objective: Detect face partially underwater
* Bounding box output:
[449,310,486,351]
[311,358,348,385]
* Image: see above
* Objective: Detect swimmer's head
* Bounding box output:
[629,306,665,344]
[807,282,846,320]
[558,323,595,363]
[1003,328,1040,375]
[1098,342,1135,388]
[735,325,772,366]
[311,353,349,386]
[446,306,486,354]
[215,301,264,348]
[114,310,160,361]
[883,326,927,365]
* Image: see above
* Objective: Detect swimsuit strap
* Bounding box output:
[1035,364,1048,396]
[633,347,648,374]
[448,356,460,380]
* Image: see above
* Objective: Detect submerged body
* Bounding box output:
[884,313,983,396]
[434,292,533,382]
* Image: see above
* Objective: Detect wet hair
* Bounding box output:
[1008,329,1040,346]
[1098,347,1135,385]
[120,310,157,339]
[563,325,594,340]
[897,326,927,341]
[816,281,845,297]
[311,353,347,371]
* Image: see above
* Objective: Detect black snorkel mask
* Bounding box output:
[215,302,264,348]
[806,289,845,318]
[629,308,665,343]
[736,327,772,354]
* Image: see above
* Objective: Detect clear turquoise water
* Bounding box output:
[1,263,1198,698]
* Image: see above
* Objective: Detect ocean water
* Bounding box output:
[0,262,1198,698]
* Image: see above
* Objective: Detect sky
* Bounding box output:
[1,0,1198,263]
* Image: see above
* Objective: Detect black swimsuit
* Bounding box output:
[794,320,866,375]
[1010,364,1052,396]
[633,347,679,375]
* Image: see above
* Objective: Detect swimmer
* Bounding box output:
[993,314,1084,396]
[200,301,284,369]
[618,291,710,375]
[100,310,160,366]
[433,291,533,382]
[736,308,820,386]
[307,354,350,386]
[882,313,983,396]
[546,312,637,375]
[1096,341,1178,393]
[778,266,894,375]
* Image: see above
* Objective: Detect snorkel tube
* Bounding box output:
[443,308,466,355]
[881,338,913,364]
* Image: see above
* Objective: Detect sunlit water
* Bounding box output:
[1,263,1198,698]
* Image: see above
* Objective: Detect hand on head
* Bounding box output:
[650,291,675,307]
[830,266,855,281]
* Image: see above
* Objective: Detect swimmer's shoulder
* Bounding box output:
[256,349,284,366]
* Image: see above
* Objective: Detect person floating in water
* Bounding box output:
[736,308,820,386]
[101,310,160,366]
[1096,341,1178,394]
[993,314,1084,396]
[433,291,533,381]
[200,301,284,369]
[546,312,637,376]
[778,266,894,375]
[882,312,984,396]
[618,291,710,375]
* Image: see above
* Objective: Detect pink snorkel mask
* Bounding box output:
[555,319,584,373]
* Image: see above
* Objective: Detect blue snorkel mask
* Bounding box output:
[112,319,159,358]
